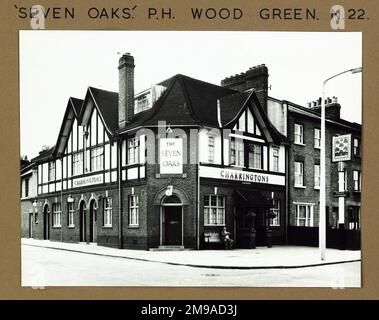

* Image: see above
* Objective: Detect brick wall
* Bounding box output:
[288,110,361,229]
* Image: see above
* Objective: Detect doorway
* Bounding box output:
[29,213,33,238]
[161,195,183,246]
[236,207,266,247]
[79,201,86,242]
[163,206,182,245]
[89,200,97,243]
[43,205,49,240]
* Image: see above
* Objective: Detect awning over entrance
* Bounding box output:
[234,189,273,208]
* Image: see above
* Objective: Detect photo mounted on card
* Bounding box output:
[19,30,362,287]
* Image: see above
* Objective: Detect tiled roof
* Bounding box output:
[120,74,236,132]
[70,97,83,117]
[88,87,119,134]
[219,91,251,126]
[31,147,54,163]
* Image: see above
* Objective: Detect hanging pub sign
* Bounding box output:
[159,138,183,174]
[332,134,352,162]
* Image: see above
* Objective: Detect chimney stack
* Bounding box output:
[118,53,135,128]
[309,96,341,120]
[221,64,269,112]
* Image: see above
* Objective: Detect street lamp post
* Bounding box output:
[319,67,362,261]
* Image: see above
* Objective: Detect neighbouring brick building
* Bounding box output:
[21,52,361,250]
[266,96,361,248]
[20,157,38,238]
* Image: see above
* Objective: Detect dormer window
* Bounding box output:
[135,93,150,113]
[134,85,167,114]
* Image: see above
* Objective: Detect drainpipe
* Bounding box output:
[196,130,200,250]
[285,143,289,244]
[60,158,63,243]
[117,137,123,249]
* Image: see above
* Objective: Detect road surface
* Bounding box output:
[21,245,360,287]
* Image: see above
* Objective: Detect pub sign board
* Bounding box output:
[159,138,183,174]
[332,134,352,162]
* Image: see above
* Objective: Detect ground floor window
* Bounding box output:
[348,206,360,230]
[294,203,314,227]
[103,197,112,227]
[34,212,38,224]
[52,202,62,227]
[269,199,281,226]
[128,195,139,226]
[68,202,75,227]
[204,195,225,225]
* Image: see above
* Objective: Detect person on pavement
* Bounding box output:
[220,227,234,250]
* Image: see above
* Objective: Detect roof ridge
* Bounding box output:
[178,73,238,93]
[88,86,118,95]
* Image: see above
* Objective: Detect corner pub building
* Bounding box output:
[22,52,361,250]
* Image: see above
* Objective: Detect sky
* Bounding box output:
[19,31,362,159]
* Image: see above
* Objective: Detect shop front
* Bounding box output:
[199,165,287,249]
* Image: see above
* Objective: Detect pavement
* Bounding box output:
[21,238,361,269]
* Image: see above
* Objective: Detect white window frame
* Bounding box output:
[294,161,305,187]
[314,164,320,189]
[127,137,140,165]
[314,128,321,149]
[103,197,113,227]
[272,147,279,172]
[24,178,29,198]
[353,138,360,156]
[344,170,348,191]
[269,199,280,227]
[294,203,314,227]
[135,93,150,114]
[294,124,304,145]
[231,139,244,167]
[204,195,225,226]
[353,170,361,191]
[48,161,55,181]
[52,202,62,227]
[128,195,139,226]
[68,202,75,227]
[90,147,103,172]
[248,144,262,170]
[208,135,215,163]
[72,152,83,176]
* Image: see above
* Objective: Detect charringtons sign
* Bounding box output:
[199,166,285,186]
[73,174,103,188]
[159,138,183,174]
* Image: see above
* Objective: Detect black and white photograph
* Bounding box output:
[20,31,362,287]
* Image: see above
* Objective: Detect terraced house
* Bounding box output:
[21,53,361,250]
